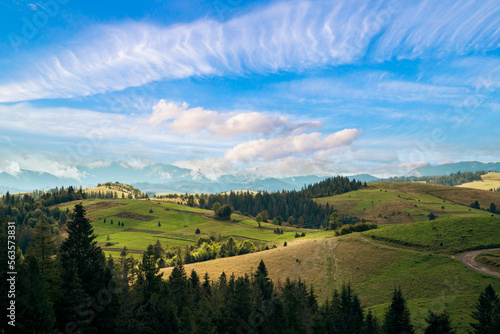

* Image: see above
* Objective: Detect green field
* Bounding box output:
[62,199,333,258]
[363,216,500,253]
[315,182,498,224]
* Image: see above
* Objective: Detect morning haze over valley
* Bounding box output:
[0,0,499,333]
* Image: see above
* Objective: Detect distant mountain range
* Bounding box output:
[0,162,378,195]
[408,161,500,177]
[2,161,498,195]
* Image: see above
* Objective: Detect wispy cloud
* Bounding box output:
[372,0,500,60]
[1,0,497,102]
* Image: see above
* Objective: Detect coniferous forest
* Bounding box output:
[203,176,365,228]
[1,204,499,334]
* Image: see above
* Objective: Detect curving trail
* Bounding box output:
[460,248,500,278]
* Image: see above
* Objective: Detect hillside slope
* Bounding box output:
[161,233,500,333]
[316,182,500,224]
[457,172,500,191]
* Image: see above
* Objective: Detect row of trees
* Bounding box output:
[200,176,366,229]
[151,236,271,268]
[385,171,487,186]
[470,200,500,214]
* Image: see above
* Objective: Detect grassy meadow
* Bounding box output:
[59,198,332,258]
[315,182,498,224]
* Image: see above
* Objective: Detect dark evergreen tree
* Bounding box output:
[489,202,497,213]
[383,288,414,334]
[58,203,113,333]
[424,311,455,334]
[16,256,56,333]
[470,284,500,334]
[254,260,273,300]
[362,309,381,334]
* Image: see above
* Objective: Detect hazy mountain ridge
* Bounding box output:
[0,162,377,194]
[409,161,500,177]
[4,161,498,195]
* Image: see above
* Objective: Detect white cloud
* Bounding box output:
[87,160,113,168]
[148,99,321,137]
[396,161,429,169]
[372,0,500,61]
[1,155,84,180]
[2,0,496,102]
[2,161,21,176]
[225,129,361,162]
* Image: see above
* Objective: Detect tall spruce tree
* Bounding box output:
[59,204,107,296]
[16,256,56,333]
[470,284,500,334]
[58,203,112,333]
[424,311,455,334]
[383,288,414,334]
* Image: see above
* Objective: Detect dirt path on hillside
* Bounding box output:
[460,248,500,278]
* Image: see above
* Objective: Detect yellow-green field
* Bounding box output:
[457,172,500,191]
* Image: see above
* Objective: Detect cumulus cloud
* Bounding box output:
[1,0,497,102]
[225,129,361,162]
[148,99,321,137]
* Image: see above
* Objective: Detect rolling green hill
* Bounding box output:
[315,182,499,224]
[59,199,333,259]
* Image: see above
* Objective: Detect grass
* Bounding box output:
[363,216,500,254]
[476,249,500,272]
[457,172,500,191]
[65,199,333,258]
[315,182,499,224]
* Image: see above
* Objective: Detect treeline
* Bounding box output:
[470,200,500,214]
[150,237,275,268]
[91,182,148,199]
[0,187,81,252]
[201,176,365,229]
[2,205,499,334]
[385,171,486,186]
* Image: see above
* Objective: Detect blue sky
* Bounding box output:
[0,0,498,180]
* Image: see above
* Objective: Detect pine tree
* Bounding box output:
[424,311,455,334]
[136,244,163,304]
[383,288,414,334]
[27,215,56,275]
[16,256,56,333]
[470,284,500,334]
[363,309,381,334]
[59,204,107,296]
[116,246,138,333]
[254,260,273,300]
[58,203,112,332]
